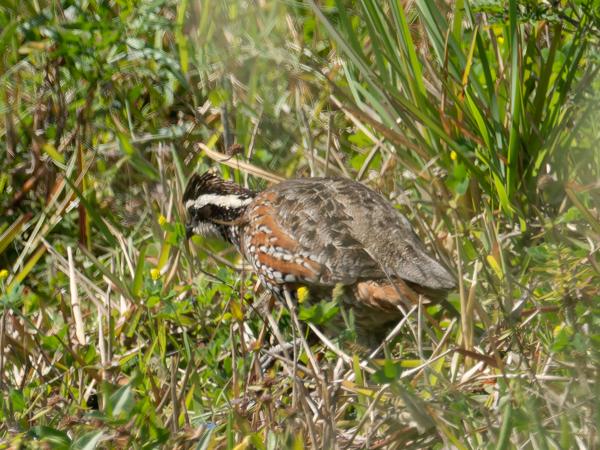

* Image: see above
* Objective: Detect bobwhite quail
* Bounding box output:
[184,171,456,331]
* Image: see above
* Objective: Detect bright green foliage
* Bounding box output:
[0,0,599,448]
[312,0,599,220]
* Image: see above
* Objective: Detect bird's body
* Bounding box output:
[184,172,456,332]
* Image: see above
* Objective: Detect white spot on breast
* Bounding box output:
[257,225,272,234]
[272,271,283,282]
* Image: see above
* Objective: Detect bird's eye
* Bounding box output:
[196,205,213,220]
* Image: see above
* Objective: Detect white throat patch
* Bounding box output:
[192,222,221,237]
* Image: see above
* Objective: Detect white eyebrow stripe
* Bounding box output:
[186,194,253,210]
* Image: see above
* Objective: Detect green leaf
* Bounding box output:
[29,426,70,449]
[132,245,148,299]
[117,133,135,156]
[71,431,104,450]
[347,130,373,147]
[551,326,572,353]
[208,88,229,107]
[372,359,402,383]
[9,388,25,412]
[447,162,470,195]
[495,398,513,450]
[108,384,135,419]
[43,143,65,164]
[298,299,339,325]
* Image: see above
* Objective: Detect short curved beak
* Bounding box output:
[185,223,194,240]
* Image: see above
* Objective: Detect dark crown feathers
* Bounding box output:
[183,171,255,203]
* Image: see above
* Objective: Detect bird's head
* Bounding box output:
[183,171,255,240]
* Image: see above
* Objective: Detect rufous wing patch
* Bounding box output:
[355,279,429,311]
[245,192,322,284]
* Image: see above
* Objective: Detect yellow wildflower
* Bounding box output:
[297,286,310,304]
[150,268,160,280]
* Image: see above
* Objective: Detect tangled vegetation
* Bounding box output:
[0,0,599,448]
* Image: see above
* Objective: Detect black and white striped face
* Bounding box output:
[183,171,255,241]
